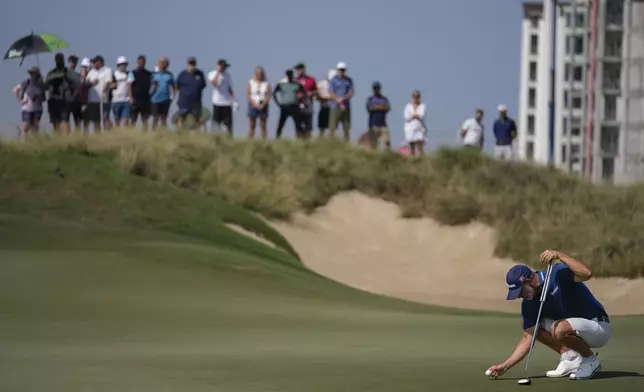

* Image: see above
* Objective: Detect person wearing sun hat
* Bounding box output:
[13,66,45,139]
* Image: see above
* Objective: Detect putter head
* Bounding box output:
[518,378,531,385]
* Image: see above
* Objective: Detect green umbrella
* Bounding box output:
[3,32,69,64]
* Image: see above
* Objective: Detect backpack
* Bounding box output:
[47,68,73,102]
[19,78,44,103]
[19,79,31,100]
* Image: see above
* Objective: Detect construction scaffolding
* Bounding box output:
[619,0,644,182]
[575,0,644,183]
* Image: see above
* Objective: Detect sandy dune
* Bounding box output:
[268,192,644,316]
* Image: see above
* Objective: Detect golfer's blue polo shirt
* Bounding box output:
[521,264,609,330]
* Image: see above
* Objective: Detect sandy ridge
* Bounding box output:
[265,192,644,316]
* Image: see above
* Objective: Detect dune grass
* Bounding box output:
[2,129,644,277]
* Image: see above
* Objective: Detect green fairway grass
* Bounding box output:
[0,217,642,392]
[1,136,643,391]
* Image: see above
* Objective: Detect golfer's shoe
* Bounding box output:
[569,353,601,380]
[546,350,582,378]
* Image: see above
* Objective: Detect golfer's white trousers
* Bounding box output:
[543,317,612,348]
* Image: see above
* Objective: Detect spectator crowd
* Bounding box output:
[13,52,518,159]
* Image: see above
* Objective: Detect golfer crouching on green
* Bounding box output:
[488,250,611,380]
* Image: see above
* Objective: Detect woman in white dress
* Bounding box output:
[246,66,271,140]
[403,90,427,156]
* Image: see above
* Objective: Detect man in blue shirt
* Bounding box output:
[492,105,517,161]
[366,82,391,150]
[328,61,354,142]
[174,56,206,130]
[487,250,611,381]
[150,56,175,130]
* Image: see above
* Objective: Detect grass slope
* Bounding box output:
[3,131,644,277]
[1,133,643,390]
[1,217,643,392]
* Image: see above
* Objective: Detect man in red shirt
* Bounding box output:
[294,63,317,139]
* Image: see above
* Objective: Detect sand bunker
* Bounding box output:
[269,192,644,316]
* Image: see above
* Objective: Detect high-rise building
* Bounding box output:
[517,0,644,184]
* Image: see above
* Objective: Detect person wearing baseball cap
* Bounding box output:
[328,61,354,142]
[492,104,517,161]
[111,56,132,127]
[84,54,114,131]
[208,59,236,135]
[366,81,391,150]
[175,56,207,130]
[293,63,317,139]
[487,250,611,381]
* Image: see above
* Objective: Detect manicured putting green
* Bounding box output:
[0,218,642,392]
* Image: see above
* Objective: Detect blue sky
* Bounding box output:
[1,0,522,150]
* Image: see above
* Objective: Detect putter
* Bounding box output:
[518,260,555,386]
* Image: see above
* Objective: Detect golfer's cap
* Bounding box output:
[80,57,91,67]
[218,59,230,67]
[498,104,507,112]
[27,66,40,74]
[372,81,381,89]
[336,61,347,70]
[116,56,128,65]
[294,62,305,70]
[506,265,533,300]
[327,69,337,80]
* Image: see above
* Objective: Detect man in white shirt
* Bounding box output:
[85,55,114,131]
[111,56,132,128]
[208,59,237,136]
[460,108,485,150]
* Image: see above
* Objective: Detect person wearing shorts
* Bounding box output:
[246,66,271,140]
[174,56,206,130]
[129,55,153,130]
[44,52,79,135]
[328,62,354,142]
[208,59,236,135]
[488,250,611,381]
[111,56,132,127]
[150,56,175,130]
[84,55,114,132]
[366,81,391,150]
[13,67,45,140]
[316,69,336,137]
[294,63,317,139]
[66,55,84,130]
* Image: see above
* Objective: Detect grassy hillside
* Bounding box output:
[2,131,643,277]
[1,186,643,392]
[2,131,644,391]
